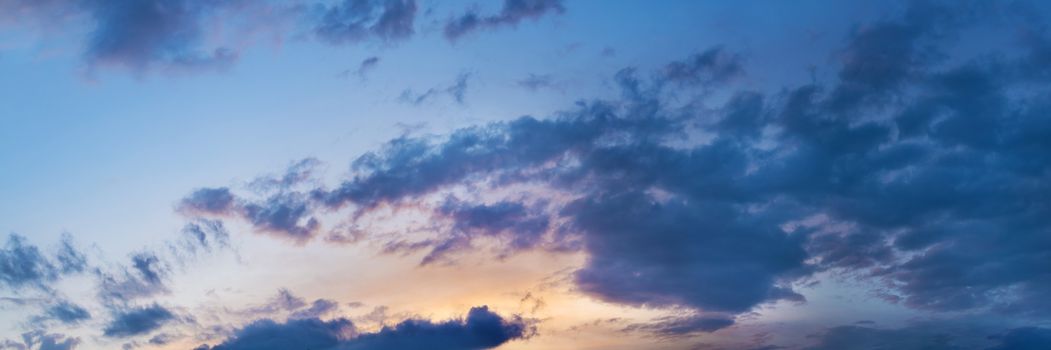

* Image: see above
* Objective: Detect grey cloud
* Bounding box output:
[43,301,92,325]
[1,234,86,291]
[355,56,381,79]
[444,0,564,41]
[179,187,320,243]
[103,304,176,338]
[0,234,59,290]
[313,0,417,45]
[290,299,340,320]
[661,47,743,87]
[0,0,416,75]
[182,0,1051,335]
[200,305,529,350]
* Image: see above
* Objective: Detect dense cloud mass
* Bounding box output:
[175,0,1051,337]
[3,0,1051,348]
[200,306,529,350]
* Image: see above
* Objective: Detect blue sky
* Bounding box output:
[2,1,1051,349]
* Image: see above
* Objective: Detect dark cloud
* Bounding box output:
[203,304,529,348]
[568,192,809,313]
[202,306,527,350]
[130,252,164,285]
[180,187,238,215]
[661,47,743,87]
[312,0,417,45]
[385,198,554,264]
[341,306,532,350]
[43,301,92,325]
[246,158,323,194]
[180,187,238,214]
[179,0,1051,335]
[202,317,354,350]
[290,299,340,320]
[0,234,86,291]
[179,187,320,243]
[54,234,87,274]
[80,0,241,73]
[0,234,59,290]
[444,0,565,41]
[103,304,176,338]
[240,193,320,242]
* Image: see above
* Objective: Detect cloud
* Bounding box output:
[290,299,340,320]
[354,56,381,79]
[201,317,354,350]
[103,304,176,338]
[79,0,243,73]
[660,46,743,87]
[0,234,59,290]
[179,187,238,215]
[176,218,232,255]
[179,187,320,243]
[43,301,92,325]
[444,0,565,41]
[201,306,528,350]
[398,73,470,106]
[0,0,413,75]
[516,74,557,92]
[0,234,86,291]
[623,315,736,336]
[312,0,417,45]
[4,331,81,350]
[179,0,1051,334]
[96,254,170,304]
[341,306,532,350]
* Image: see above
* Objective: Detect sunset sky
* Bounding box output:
[2,1,1051,349]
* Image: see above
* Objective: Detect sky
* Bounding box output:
[1,0,1051,349]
